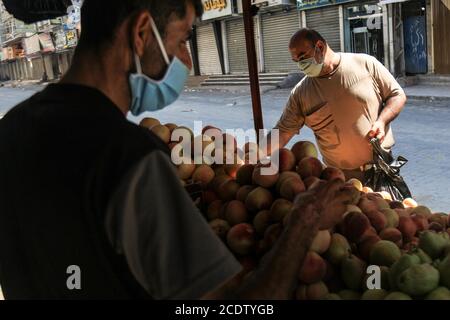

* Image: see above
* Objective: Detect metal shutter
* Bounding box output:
[226,18,260,73]
[305,6,341,52]
[186,40,195,76]
[262,9,301,72]
[197,23,222,75]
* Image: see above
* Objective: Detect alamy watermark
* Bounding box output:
[170,121,280,176]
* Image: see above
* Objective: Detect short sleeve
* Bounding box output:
[274,85,306,134]
[105,150,242,300]
[368,56,405,101]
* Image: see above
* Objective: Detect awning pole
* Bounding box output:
[242,0,264,142]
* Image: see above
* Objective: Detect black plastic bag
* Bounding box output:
[364,138,412,201]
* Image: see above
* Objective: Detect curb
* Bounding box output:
[406,95,450,103]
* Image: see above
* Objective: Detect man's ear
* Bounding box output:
[131,11,153,57]
[317,40,327,54]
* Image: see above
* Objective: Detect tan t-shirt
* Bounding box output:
[275,53,404,170]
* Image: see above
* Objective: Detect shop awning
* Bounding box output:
[3,0,71,24]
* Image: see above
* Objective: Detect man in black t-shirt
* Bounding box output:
[0,1,352,299]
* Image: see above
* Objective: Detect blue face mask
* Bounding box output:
[129,18,190,116]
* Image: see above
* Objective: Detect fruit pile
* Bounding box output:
[140,118,450,300]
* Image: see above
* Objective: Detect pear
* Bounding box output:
[437,254,450,288]
[425,287,450,300]
[325,233,351,266]
[419,231,449,259]
[384,292,413,300]
[389,254,421,291]
[397,264,440,297]
[341,254,367,291]
[361,289,389,300]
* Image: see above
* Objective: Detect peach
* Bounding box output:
[253,210,271,235]
[207,200,224,221]
[236,185,256,203]
[217,180,240,201]
[299,251,327,284]
[297,157,323,179]
[202,190,218,205]
[165,123,178,133]
[403,198,418,208]
[347,178,363,192]
[202,125,222,137]
[245,187,274,212]
[411,214,429,232]
[358,197,378,215]
[151,124,171,144]
[227,223,257,256]
[280,177,306,201]
[379,228,403,248]
[291,141,319,162]
[210,175,232,193]
[410,205,432,219]
[357,234,381,261]
[224,200,248,226]
[177,161,196,180]
[140,117,160,129]
[269,199,294,223]
[209,219,231,240]
[252,165,279,188]
[342,212,372,243]
[398,216,418,241]
[236,164,255,186]
[276,171,301,194]
[310,230,332,254]
[365,210,388,232]
[278,148,297,172]
[192,164,215,188]
[362,186,374,194]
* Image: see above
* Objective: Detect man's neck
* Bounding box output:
[60,49,131,115]
[320,51,341,77]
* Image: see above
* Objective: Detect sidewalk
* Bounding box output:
[404,85,450,102]
[2,79,450,102]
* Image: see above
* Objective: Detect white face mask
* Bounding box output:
[298,45,324,78]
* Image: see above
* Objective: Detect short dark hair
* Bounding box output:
[78,0,203,49]
[303,29,326,46]
[290,28,327,48]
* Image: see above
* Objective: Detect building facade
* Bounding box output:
[0,0,79,82]
[191,0,450,77]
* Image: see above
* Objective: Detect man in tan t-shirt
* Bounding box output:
[266,29,407,181]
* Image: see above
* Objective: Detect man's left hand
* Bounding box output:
[369,120,386,143]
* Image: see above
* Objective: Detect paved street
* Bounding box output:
[1,86,450,213]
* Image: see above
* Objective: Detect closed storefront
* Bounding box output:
[197,23,222,75]
[226,18,260,74]
[261,9,301,72]
[305,5,341,51]
[344,2,386,65]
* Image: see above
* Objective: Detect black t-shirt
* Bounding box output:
[0,84,240,299]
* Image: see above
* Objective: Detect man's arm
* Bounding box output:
[203,179,353,300]
[368,57,408,142]
[369,94,407,143]
[262,129,296,157]
[262,87,305,157]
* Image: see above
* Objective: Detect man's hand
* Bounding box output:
[292,179,353,230]
[369,120,386,143]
